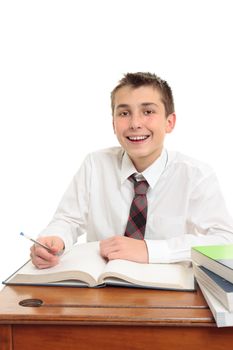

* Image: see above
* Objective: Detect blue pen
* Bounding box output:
[20,232,52,252]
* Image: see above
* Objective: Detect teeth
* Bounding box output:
[128,136,148,141]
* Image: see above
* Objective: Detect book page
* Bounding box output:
[99,259,194,290]
[7,241,107,286]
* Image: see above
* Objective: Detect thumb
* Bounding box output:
[47,238,64,254]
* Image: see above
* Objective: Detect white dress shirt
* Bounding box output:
[40,147,233,263]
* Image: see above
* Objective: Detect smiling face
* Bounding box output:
[112,85,176,172]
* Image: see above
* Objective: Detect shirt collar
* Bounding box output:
[121,148,168,188]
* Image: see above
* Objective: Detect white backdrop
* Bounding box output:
[1,0,233,289]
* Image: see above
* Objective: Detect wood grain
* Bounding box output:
[0,285,229,350]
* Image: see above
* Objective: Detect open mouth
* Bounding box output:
[126,135,150,142]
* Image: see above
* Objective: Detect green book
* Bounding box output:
[191,244,233,284]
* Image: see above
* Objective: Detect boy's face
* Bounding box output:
[112,85,176,172]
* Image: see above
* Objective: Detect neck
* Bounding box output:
[130,150,163,173]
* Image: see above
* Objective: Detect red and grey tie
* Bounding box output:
[124,174,149,240]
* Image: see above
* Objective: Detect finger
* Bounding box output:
[107,251,122,261]
[31,245,60,269]
[100,236,122,252]
[32,254,59,269]
[100,242,117,258]
[34,245,56,260]
[45,237,64,250]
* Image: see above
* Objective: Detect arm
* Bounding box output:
[38,155,91,253]
[101,173,233,264]
[147,172,233,263]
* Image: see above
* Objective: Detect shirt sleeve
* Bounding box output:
[146,172,233,263]
[39,155,92,252]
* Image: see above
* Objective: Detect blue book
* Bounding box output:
[193,263,233,311]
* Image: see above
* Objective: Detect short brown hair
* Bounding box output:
[111,72,175,117]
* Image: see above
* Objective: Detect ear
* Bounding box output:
[165,113,176,134]
[112,116,116,134]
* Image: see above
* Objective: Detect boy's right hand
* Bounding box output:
[30,236,65,269]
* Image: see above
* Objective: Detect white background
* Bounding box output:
[0,0,233,289]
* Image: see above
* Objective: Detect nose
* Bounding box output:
[129,113,142,129]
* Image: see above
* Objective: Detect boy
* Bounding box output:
[31,72,233,269]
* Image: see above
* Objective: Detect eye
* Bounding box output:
[144,109,154,116]
[119,110,130,117]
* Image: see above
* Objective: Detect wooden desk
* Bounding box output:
[0,285,232,350]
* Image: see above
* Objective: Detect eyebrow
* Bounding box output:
[141,102,159,107]
[116,102,159,110]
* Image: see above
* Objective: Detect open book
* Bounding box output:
[3,241,195,290]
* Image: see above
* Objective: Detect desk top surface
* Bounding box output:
[0,285,214,326]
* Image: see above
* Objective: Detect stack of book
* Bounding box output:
[191,244,233,327]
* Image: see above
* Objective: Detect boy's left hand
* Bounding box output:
[99,236,148,263]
